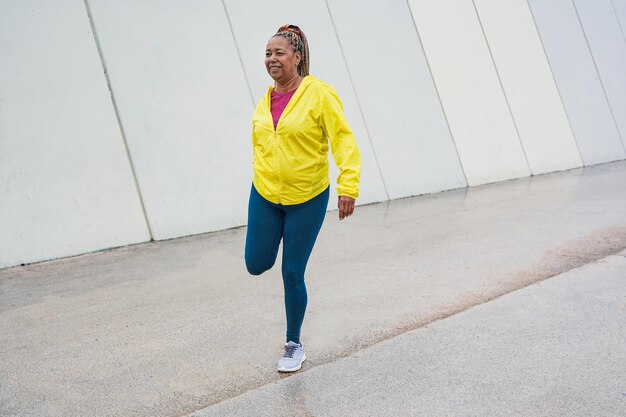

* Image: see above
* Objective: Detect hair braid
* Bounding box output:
[273,25,310,77]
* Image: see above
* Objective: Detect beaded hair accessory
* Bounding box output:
[278,24,303,38]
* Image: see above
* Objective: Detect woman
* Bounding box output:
[245,24,361,372]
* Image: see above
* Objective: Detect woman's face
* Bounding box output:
[265,36,300,82]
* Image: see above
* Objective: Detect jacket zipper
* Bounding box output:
[275,134,281,204]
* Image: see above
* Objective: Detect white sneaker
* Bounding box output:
[277,341,306,372]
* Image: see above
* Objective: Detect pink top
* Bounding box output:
[270,88,297,129]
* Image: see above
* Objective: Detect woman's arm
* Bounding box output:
[320,86,362,219]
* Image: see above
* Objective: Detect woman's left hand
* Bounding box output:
[338,196,355,220]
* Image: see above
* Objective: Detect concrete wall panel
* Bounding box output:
[326,0,467,199]
[223,0,389,207]
[87,0,254,240]
[408,0,531,186]
[473,0,583,175]
[574,0,626,149]
[528,0,626,165]
[0,0,150,269]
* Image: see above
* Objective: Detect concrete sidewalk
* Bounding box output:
[2,161,626,417]
[193,250,626,417]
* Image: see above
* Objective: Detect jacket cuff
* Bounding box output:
[337,187,359,199]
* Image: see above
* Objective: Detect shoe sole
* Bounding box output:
[277,353,306,373]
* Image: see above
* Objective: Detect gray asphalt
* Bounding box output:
[1,161,626,417]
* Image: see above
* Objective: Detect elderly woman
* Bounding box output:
[245,24,361,372]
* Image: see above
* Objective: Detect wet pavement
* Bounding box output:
[1,161,626,416]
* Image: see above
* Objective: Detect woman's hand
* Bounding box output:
[338,196,356,220]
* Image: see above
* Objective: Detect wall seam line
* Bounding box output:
[609,0,626,151]
[405,0,469,188]
[324,0,390,201]
[610,0,626,44]
[525,0,585,166]
[471,0,532,176]
[83,0,154,240]
[571,0,626,155]
[221,0,256,109]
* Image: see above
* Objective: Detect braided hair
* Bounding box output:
[273,24,310,77]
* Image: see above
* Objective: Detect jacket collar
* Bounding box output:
[265,75,315,119]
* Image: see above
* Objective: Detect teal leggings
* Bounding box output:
[245,184,329,344]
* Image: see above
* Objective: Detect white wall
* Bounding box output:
[1,0,624,268]
[0,0,150,269]
[473,0,582,175]
[528,0,626,165]
[574,0,626,149]
[87,0,254,240]
[327,0,467,199]
[408,0,531,186]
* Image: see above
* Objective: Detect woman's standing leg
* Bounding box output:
[245,185,284,276]
[280,187,330,344]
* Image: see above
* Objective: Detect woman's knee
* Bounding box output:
[245,256,275,276]
[281,265,305,287]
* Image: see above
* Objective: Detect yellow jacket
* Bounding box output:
[251,76,361,205]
